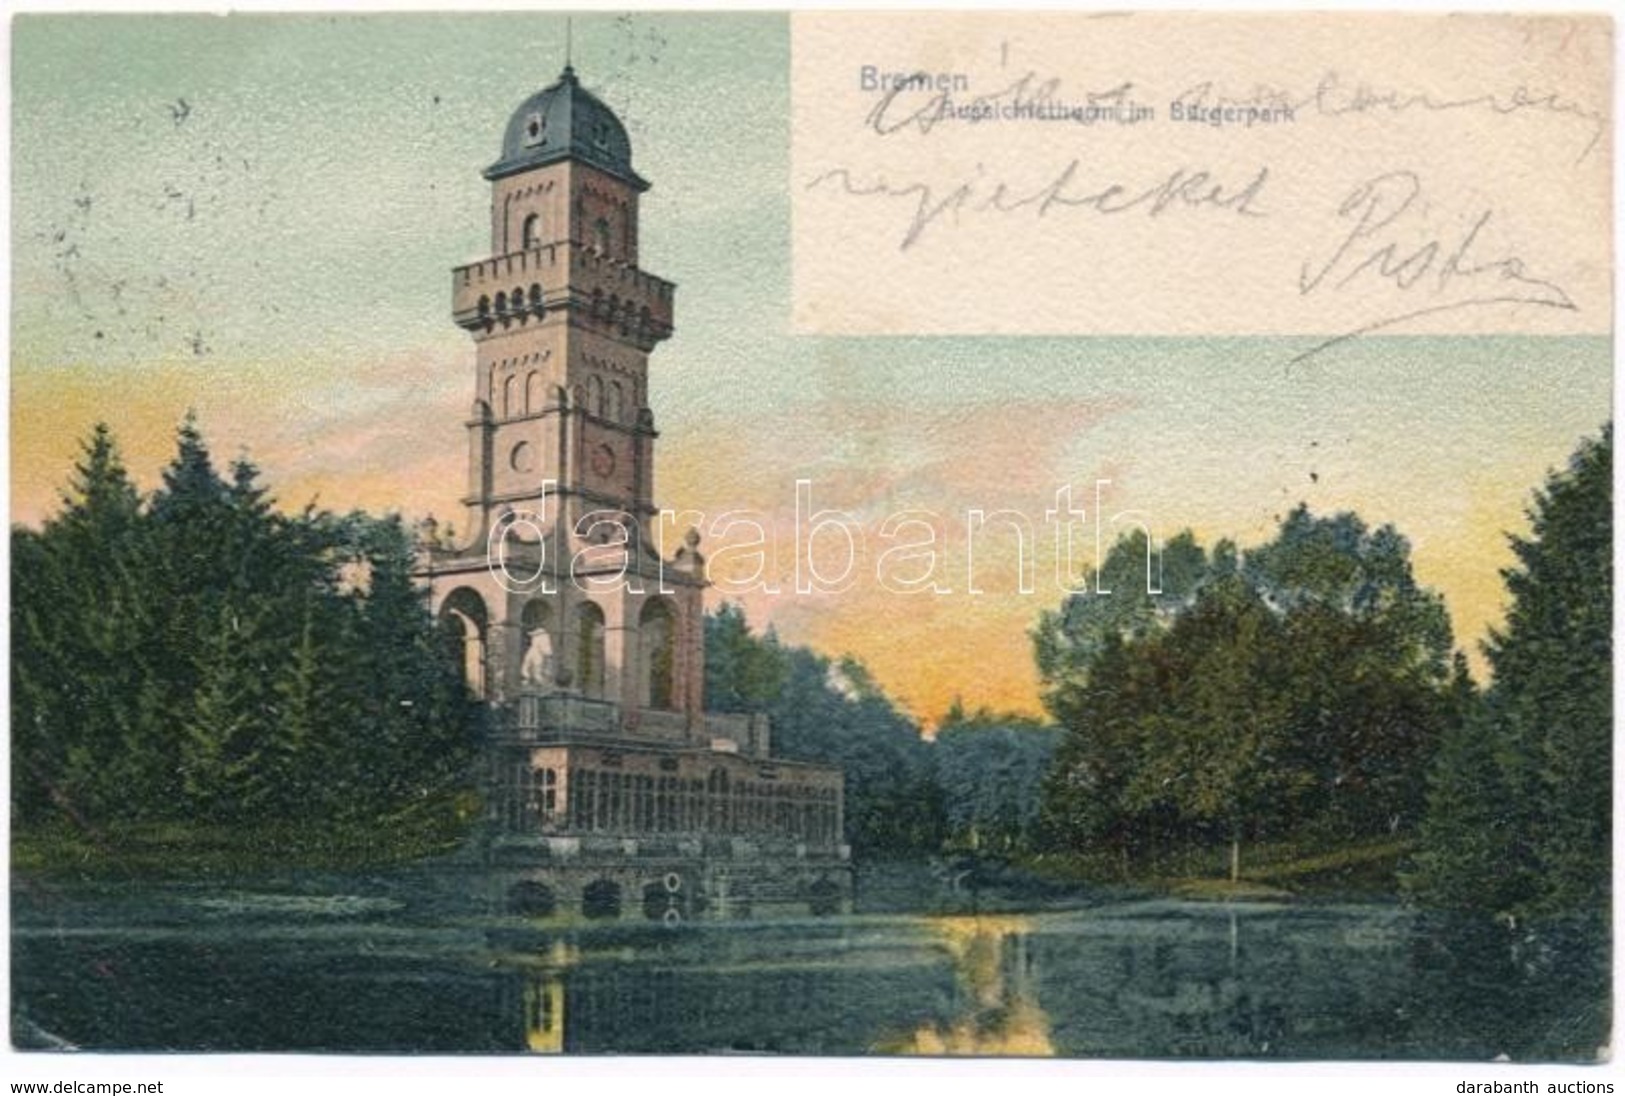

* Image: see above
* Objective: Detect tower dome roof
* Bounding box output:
[484,65,648,190]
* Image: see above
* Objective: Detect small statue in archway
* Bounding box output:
[521,627,556,692]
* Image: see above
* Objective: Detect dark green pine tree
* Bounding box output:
[1406,704,1533,914]
[180,604,275,821]
[337,514,480,823]
[146,413,233,730]
[150,412,230,540]
[54,423,144,540]
[220,452,317,603]
[13,423,162,823]
[1492,425,1612,915]
[11,526,68,825]
[704,602,787,714]
[264,595,334,816]
[1409,425,1611,918]
[150,422,316,823]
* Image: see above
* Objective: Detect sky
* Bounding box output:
[10,12,1613,724]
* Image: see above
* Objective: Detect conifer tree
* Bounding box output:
[13,419,484,861]
[1410,426,1612,917]
[180,605,273,820]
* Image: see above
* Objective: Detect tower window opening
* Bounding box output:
[539,767,558,820]
[522,213,541,249]
[639,598,676,711]
[477,295,491,318]
[512,764,540,832]
[574,602,606,699]
[494,291,508,315]
[529,283,544,313]
[594,218,611,253]
[523,111,545,147]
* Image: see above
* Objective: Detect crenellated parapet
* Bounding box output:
[452,243,675,348]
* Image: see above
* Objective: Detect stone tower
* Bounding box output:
[422,64,708,728]
[417,66,849,923]
[454,63,670,553]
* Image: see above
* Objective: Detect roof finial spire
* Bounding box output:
[564,17,574,76]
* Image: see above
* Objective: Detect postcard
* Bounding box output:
[7,7,1614,1080]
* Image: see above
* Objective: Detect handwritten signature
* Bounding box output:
[1175,70,1606,164]
[1290,170,1576,364]
[864,62,1603,164]
[806,162,1269,251]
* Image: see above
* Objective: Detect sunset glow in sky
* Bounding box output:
[11,14,1611,724]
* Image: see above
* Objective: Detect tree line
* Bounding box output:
[704,603,1061,859]
[12,419,481,850]
[705,424,1610,925]
[17,414,1606,924]
[705,504,1461,874]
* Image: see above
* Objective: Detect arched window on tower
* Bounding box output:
[639,598,677,711]
[594,217,611,253]
[503,375,517,419]
[494,291,508,315]
[608,381,624,423]
[589,375,605,419]
[438,588,489,699]
[525,372,542,415]
[522,213,541,249]
[573,601,606,700]
[528,283,543,315]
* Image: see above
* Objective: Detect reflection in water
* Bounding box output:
[9,882,1609,1059]
[1401,911,1611,1061]
[517,940,577,1054]
[883,916,1054,1056]
[522,975,564,1054]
